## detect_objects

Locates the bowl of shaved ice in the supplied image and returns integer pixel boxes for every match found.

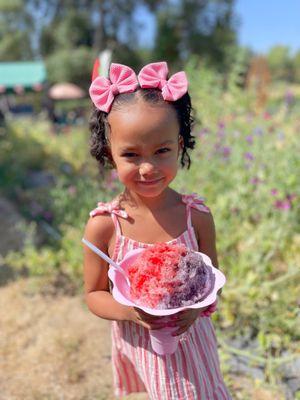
[108,243,226,355]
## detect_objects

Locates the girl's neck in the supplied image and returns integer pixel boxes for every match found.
[119,187,180,213]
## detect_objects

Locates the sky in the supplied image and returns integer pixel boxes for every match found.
[135,0,300,54]
[236,0,300,54]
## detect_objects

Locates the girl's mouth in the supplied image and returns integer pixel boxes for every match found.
[137,178,164,186]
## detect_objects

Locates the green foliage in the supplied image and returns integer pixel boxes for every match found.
[0,0,34,60]
[292,50,300,83]
[0,0,22,12]
[266,45,294,82]
[152,10,181,65]
[46,46,95,87]
[175,62,300,358]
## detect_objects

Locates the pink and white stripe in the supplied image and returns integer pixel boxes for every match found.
[90,194,231,399]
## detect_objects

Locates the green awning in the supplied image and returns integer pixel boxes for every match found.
[0,61,47,92]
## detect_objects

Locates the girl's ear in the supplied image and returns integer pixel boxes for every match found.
[105,145,116,167]
[179,136,184,149]
[177,136,184,157]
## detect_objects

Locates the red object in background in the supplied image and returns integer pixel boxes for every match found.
[92,58,100,81]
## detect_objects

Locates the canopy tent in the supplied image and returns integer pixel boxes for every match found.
[0,61,47,94]
[48,83,86,100]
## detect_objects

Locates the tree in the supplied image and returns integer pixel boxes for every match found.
[291,51,300,83]
[152,0,238,71]
[266,46,293,82]
[0,0,34,60]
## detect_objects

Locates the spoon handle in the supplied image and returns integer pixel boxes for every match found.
[82,238,118,267]
[82,238,130,284]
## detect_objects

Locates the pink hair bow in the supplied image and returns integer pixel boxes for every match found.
[89,63,138,112]
[138,62,188,101]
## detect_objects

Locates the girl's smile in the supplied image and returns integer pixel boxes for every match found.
[107,99,182,198]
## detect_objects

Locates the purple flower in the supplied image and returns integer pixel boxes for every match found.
[68,185,77,195]
[274,193,297,211]
[253,126,264,136]
[285,90,295,106]
[274,199,291,211]
[222,146,231,158]
[214,142,222,151]
[198,128,210,138]
[218,121,225,129]
[270,188,278,196]
[43,211,53,221]
[250,177,263,185]
[217,129,226,139]
[246,135,253,144]
[277,132,285,140]
[286,193,297,202]
[244,152,254,161]
[30,201,43,217]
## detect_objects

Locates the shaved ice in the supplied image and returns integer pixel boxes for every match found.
[127,243,216,309]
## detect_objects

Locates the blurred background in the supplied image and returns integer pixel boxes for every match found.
[0,1,299,399]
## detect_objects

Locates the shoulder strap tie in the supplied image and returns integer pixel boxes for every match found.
[90,199,128,219]
[182,193,211,229]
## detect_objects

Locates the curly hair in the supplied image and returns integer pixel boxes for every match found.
[89,88,195,170]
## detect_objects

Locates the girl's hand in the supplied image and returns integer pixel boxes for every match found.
[127,307,168,331]
[170,306,210,337]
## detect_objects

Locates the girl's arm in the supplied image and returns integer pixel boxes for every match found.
[83,216,165,330]
[83,215,132,322]
[193,209,222,296]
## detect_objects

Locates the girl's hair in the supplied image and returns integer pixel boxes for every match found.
[89,88,195,170]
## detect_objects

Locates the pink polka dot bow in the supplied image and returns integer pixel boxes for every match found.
[89,61,188,112]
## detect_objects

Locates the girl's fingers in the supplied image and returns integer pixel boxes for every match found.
[138,320,166,330]
[134,308,164,323]
[172,324,191,336]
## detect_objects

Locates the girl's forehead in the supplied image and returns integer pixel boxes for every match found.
[108,101,179,146]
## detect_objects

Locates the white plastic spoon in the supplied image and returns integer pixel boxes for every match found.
[82,238,131,286]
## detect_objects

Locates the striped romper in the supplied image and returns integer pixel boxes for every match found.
[89,193,232,399]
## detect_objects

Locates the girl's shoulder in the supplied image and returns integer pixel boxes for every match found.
[84,213,115,252]
[84,196,124,250]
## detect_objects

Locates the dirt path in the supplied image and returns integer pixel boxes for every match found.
[0,278,147,400]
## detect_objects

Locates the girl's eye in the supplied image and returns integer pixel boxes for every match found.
[122,152,138,158]
[156,148,170,154]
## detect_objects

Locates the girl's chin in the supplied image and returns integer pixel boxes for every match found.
[133,179,167,196]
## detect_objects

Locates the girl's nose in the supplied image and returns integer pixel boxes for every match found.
[139,162,155,176]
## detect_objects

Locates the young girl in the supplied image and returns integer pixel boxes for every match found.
[83,61,231,399]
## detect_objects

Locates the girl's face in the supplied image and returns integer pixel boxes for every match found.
[107,99,182,198]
